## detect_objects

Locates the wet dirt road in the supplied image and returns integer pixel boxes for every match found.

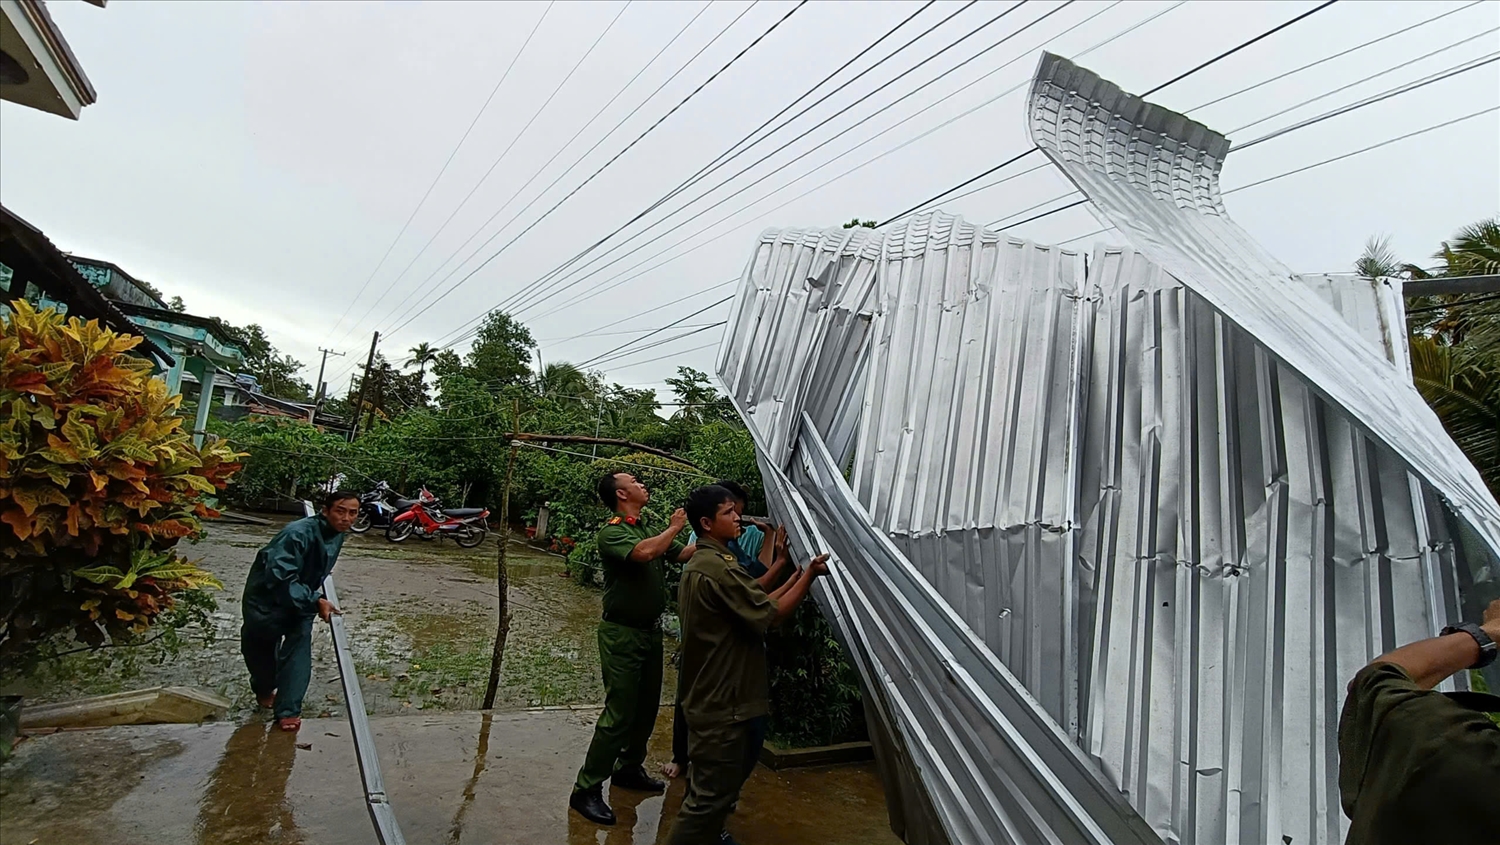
[0,706,898,845]
[1,518,628,716]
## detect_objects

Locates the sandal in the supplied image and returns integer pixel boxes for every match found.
[276,717,302,732]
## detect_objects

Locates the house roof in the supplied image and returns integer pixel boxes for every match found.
[65,253,169,309]
[0,203,173,364]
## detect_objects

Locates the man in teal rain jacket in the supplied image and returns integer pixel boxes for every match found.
[240,490,360,731]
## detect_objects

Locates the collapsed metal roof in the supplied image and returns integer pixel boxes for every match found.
[717,55,1500,845]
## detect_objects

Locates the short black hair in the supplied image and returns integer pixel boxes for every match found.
[323,489,360,509]
[713,479,749,505]
[597,472,625,510]
[687,485,737,535]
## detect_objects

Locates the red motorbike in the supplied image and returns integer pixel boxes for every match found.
[385,487,490,548]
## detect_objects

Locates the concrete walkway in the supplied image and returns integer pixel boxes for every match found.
[0,706,899,845]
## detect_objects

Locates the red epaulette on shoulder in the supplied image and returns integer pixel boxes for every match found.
[607,516,622,525]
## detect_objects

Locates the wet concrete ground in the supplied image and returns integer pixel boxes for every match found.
[0,706,899,845]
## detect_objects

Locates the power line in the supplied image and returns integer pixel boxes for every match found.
[383,1,812,338]
[516,1,1171,329]
[577,3,1447,372]
[494,0,980,315]
[883,0,1342,230]
[1141,0,1340,98]
[1185,0,1488,113]
[541,278,738,343]
[1225,105,1500,194]
[331,0,634,349]
[508,1,1076,322]
[589,321,728,369]
[404,2,766,351]
[349,1,717,346]
[602,339,722,373]
[580,295,735,367]
[1231,50,1500,150]
[324,0,555,344]
[423,0,967,348]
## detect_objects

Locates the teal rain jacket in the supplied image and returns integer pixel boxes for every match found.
[241,515,346,630]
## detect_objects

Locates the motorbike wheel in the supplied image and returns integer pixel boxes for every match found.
[386,521,414,543]
[454,526,487,549]
[350,512,371,534]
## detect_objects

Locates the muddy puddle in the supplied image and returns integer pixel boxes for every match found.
[0,518,666,717]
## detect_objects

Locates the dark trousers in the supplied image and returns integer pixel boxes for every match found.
[672,704,765,779]
[240,618,314,720]
[666,718,761,845]
[575,621,664,792]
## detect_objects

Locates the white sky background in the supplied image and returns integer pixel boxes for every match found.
[2,0,1497,401]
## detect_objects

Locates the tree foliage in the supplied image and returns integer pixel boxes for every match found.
[1358,218,1500,499]
[1,301,239,657]
[466,310,535,389]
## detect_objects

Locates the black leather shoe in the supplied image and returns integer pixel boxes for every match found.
[569,787,616,825]
[718,831,741,845]
[611,765,667,792]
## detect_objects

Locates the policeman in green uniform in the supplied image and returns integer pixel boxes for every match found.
[667,485,829,845]
[1338,597,1500,844]
[240,490,360,732]
[569,472,695,826]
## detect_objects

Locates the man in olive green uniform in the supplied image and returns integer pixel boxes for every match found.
[570,472,695,826]
[667,485,829,845]
[1338,597,1500,844]
[240,490,360,732]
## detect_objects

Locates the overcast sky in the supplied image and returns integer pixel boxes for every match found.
[2,0,1497,400]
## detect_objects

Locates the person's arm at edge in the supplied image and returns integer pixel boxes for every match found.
[627,508,689,563]
[1365,598,1500,690]
[771,555,828,625]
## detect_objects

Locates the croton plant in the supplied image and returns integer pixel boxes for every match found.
[0,300,242,657]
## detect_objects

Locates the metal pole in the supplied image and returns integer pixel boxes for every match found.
[482,398,522,709]
[591,396,603,458]
[315,347,345,403]
[300,500,406,845]
[348,331,379,442]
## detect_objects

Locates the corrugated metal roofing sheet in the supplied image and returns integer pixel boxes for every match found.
[715,54,1500,845]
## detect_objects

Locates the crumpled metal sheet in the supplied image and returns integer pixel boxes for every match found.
[1028,52,1500,561]
[716,56,1500,845]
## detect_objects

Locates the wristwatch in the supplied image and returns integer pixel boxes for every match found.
[1440,622,1498,668]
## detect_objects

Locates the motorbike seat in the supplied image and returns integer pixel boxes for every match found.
[392,498,418,509]
[442,507,487,518]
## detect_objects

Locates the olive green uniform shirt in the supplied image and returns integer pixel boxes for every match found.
[596,514,684,630]
[1338,661,1500,845]
[677,537,779,725]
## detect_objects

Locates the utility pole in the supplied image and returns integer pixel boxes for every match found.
[483,397,522,710]
[314,347,345,403]
[348,331,379,442]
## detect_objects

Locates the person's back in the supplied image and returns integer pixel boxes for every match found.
[1338,601,1500,845]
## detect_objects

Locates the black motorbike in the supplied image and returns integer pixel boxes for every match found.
[349,481,414,534]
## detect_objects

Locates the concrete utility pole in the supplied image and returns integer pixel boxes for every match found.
[348,331,379,442]
[314,347,345,403]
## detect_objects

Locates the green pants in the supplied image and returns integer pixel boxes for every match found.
[574,621,663,791]
[240,617,314,720]
[666,718,758,845]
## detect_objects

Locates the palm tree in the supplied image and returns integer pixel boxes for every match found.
[405,342,439,385]
[1358,219,1500,499]
[535,362,592,400]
